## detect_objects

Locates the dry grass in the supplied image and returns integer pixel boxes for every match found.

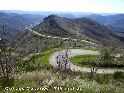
[4,70,122,93]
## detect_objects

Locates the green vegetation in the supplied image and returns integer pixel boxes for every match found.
[70,54,99,67]
[70,46,124,69]
[24,47,98,71]
[1,70,124,93]
[34,48,62,68]
[0,46,124,93]
[18,48,63,71]
[1,13,124,93]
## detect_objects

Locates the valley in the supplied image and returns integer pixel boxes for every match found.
[0,11,124,93]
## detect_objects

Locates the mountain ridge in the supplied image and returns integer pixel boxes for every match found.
[0,12,44,41]
[32,15,123,43]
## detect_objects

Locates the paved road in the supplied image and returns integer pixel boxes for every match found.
[28,28,97,45]
[49,49,124,74]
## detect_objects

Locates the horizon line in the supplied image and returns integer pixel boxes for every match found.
[0,9,124,14]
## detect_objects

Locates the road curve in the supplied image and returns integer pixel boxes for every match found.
[28,28,97,45]
[49,49,124,74]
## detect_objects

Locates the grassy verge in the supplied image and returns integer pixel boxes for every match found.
[33,48,63,69]
[17,46,99,72]
[70,54,99,67]
[27,47,98,69]
[70,54,124,69]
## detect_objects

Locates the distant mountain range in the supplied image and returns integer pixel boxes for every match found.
[0,10,118,18]
[0,12,44,41]
[0,11,124,44]
[0,11,122,57]
[14,14,124,56]
[32,15,124,43]
[86,14,124,33]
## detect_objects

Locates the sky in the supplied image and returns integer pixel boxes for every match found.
[0,0,124,13]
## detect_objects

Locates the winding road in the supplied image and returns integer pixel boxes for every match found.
[27,28,124,74]
[28,28,97,45]
[49,49,124,74]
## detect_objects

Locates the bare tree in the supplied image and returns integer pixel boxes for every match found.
[0,26,16,88]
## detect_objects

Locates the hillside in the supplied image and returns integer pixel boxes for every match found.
[0,12,43,41]
[87,14,124,33]
[5,14,124,57]
[32,15,123,43]
[32,15,81,38]
[0,13,124,93]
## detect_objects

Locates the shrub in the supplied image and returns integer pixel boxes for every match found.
[0,76,14,89]
[113,71,124,80]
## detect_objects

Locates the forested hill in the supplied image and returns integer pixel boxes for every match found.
[32,15,123,43]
